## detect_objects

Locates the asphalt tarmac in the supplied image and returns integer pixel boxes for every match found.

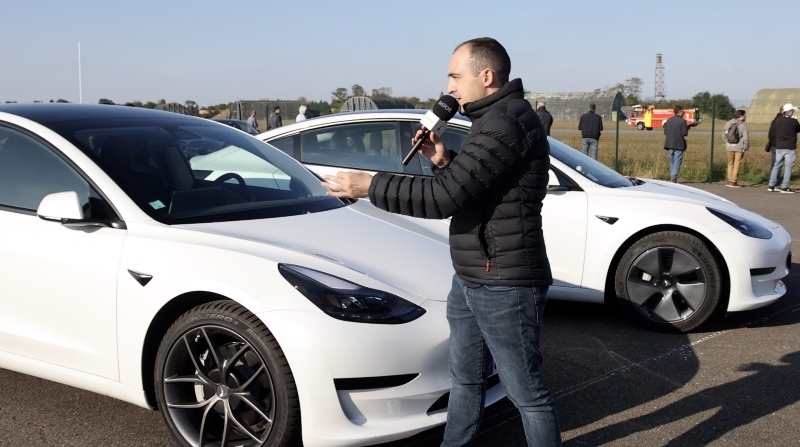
[1,181,797,447]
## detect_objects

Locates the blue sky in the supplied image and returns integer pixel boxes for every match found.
[1,0,796,107]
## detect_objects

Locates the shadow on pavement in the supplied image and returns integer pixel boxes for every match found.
[567,350,800,447]
[378,262,800,446]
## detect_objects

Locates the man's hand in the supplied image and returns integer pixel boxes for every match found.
[322,171,373,199]
[411,127,451,168]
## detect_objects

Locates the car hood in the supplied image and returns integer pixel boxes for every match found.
[619,179,781,229]
[631,179,736,204]
[176,200,453,302]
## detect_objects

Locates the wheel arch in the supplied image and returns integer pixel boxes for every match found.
[140,291,232,408]
[603,224,731,310]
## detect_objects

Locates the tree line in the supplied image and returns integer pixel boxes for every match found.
[5,79,737,121]
[594,77,737,120]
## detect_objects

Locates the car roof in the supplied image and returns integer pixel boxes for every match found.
[311,108,467,121]
[258,109,470,138]
[0,103,199,126]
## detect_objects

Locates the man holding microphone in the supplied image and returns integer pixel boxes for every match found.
[322,37,561,446]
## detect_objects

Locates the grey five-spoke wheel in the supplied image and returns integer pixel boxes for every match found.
[155,301,300,447]
[614,231,722,332]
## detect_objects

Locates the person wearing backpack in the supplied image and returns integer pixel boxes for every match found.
[723,110,748,187]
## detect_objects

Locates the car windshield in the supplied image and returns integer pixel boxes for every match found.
[547,137,633,188]
[59,118,344,224]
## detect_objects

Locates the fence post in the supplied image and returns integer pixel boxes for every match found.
[709,98,716,183]
[611,92,624,172]
[614,115,620,172]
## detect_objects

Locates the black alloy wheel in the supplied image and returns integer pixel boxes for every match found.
[614,231,722,332]
[155,301,300,447]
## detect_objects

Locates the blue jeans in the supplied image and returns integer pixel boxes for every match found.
[581,138,598,160]
[769,149,796,188]
[442,274,561,447]
[668,149,684,180]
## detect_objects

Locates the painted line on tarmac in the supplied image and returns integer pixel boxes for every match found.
[552,329,729,399]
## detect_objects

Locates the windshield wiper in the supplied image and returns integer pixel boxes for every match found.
[628,177,644,186]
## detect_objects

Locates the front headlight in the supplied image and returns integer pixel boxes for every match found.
[278,264,426,324]
[707,208,772,239]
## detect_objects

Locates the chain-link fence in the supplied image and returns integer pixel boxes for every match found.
[532,97,796,185]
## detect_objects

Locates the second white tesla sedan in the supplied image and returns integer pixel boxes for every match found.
[259,110,792,333]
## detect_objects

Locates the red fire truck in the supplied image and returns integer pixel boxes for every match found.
[627,105,702,130]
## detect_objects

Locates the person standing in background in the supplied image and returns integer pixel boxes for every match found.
[536,100,553,136]
[723,110,748,187]
[247,110,258,131]
[766,107,783,177]
[767,103,800,193]
[268,106,283,130]
[663,106,690,183]
[296,105,307,122]
[578,103,602,160]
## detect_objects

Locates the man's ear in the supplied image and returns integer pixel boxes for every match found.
[482,68,494,87]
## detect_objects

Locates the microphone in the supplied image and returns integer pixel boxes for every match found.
[402,95,460,165]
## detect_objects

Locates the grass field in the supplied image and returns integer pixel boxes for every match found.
[550,119,794,186]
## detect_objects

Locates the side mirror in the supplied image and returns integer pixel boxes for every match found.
[37,191,126,229]
[37,191,84,221]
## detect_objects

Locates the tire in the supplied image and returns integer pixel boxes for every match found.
[155,301,300,447]
[614,231,722,332]
[636,122,645,130]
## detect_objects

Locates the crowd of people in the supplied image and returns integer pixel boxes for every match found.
[533,101,797,189]
[243,104,308,131]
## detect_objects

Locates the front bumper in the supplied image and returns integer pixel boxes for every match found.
[258,300,505,447]
[715,226,792,312]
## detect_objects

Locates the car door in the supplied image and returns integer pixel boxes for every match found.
[0,128,124,380]
[542,168,588,291]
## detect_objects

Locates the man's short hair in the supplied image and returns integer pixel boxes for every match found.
[735,110,746,118]
[674,106,684,115]
[588,103,596,112]
[537,100,546,107]
[456,37,511,85]
[273,106,281,112]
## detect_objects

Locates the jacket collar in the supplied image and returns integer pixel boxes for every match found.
[463,78,524,120]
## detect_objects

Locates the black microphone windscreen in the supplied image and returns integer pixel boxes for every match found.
[431,95,459,120]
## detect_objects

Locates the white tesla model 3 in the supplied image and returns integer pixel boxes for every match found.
[259,110,792,333]
[0,104,505,447]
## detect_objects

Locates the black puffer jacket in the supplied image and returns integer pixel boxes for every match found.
[368,79,552,287]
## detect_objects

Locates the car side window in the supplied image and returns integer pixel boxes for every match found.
[0,129,95,213]
[413,125,470,176]
[269,136,295,157]
[300,122,402,173]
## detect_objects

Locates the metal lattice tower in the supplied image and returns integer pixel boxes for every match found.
[654,53,666,101]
